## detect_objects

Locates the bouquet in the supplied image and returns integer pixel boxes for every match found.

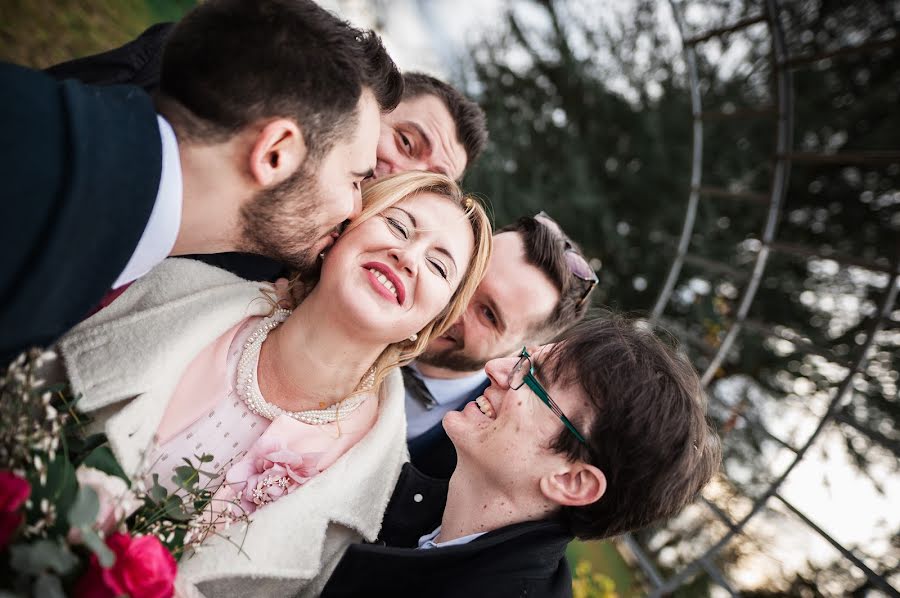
[0,349,250,598]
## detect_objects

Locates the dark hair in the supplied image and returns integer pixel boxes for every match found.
[158,0,402,161]
[496,216,591,340]
[541,315,721,540]
[402,72,488,172]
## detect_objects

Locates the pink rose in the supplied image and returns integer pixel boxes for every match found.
[74,532,177,598]
[69,466,142,543]
[224,438,321,515]
[0,470,31,550]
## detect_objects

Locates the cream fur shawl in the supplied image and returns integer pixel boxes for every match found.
[57,259,408,597]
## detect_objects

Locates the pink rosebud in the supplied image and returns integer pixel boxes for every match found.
[0,470,31,550]
[75,532,177,598]
[69,466,142,543]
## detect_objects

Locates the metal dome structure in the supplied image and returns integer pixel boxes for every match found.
[621,0,900,595]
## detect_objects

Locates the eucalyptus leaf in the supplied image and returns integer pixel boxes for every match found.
[82,445,129,486]
[8,540,78,575]
[149,473,168,502]
[164,496,191,522]
[80,528,115,568]
[172,465,198,491]
[32,573,65,598]
[67,485,99,528]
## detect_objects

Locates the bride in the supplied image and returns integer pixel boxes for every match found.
[56,171,492,597]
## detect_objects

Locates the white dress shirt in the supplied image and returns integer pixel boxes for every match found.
[112,115,183,289]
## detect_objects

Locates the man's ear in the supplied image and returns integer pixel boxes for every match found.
[248,118,307,187]
[539,463,606,507]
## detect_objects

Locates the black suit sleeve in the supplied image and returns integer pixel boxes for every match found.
[45,22,173,92]
[0,62,162,363]
[44,23,289,285]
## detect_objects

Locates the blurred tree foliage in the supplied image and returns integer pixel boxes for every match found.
[462,0,898,594]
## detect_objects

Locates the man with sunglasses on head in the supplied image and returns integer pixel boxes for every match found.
[403,212,599,479]
[322,315,722,597]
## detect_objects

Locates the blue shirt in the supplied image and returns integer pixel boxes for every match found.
[404,363,488,440]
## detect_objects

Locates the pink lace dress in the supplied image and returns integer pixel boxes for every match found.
[145,316,378,514]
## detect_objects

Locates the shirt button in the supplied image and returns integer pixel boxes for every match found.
[413,493,423,503]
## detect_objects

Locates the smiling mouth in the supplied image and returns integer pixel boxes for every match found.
[475,396,496,419]
[367,267,399,301]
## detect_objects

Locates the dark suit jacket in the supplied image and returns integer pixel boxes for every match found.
[408,378,490,479]
[46,23,286,284]
[0,62,162,364]
[321,462,575,598]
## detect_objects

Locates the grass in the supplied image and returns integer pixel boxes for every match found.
[568,539,642,597]
[0,0,194,68]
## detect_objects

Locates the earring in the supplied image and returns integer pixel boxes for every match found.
[319,251,326,260]
[408,333,418,342]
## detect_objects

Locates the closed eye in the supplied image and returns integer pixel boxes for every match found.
[385,216,409,239]
[428,258,448,279]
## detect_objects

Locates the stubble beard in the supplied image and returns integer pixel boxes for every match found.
[416,338,491,373]
[239,160,323,275]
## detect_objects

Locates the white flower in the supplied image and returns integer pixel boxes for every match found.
[68,466,142,542]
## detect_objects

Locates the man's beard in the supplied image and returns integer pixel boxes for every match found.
[417,327,491,373]
[239,160,324,275]
[416,345,490,373]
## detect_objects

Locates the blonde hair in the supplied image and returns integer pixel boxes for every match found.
[286,171,493,392]
[361,172,492,387]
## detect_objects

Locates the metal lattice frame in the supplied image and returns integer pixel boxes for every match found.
[628,0,900,595]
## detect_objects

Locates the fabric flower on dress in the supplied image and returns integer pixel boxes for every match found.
[224,437,321,515]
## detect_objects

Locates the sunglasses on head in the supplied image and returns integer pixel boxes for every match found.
[534,211,599,308]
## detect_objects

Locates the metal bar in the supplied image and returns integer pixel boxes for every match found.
[701,496,742,534]
[698,0,795,389]
[710,392,802,454]
[684,14,768,46]
[651,0,704,323]
[654,270,900,594]
[655,316,718,356]
[772,493,900,597]
[696,186,770,204]
[780,151,900,165]
[700,106,776,121]
[767,240,897,274]
[741,318,849,365]
[621,533,666,588]
[701,556,741,597]
[683,253,749,281]
[781,36,900,68]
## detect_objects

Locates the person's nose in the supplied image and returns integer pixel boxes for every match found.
[484,355,517,390]
[346,187,363,221]
[388,245,418,278]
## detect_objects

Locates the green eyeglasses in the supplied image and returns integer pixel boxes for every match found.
[508,347,587,444]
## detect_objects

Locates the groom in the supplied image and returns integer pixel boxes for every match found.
[322,316,722,597]
[0,0,401,363]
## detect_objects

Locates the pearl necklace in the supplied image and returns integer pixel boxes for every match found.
[236,309,376,425]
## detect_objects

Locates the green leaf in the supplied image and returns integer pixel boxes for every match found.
[80,528,115,568]
[25,453,77,536]
[163,496,191,522]
[172,466,198,491]
[149,474,168,502]
[197,453,214,463]
[67,485,99,528]
[82,445,129,486]
[8,540,78,576]
[32,573,65,598]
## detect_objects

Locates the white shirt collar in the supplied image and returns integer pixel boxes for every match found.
[112,115,183,289]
